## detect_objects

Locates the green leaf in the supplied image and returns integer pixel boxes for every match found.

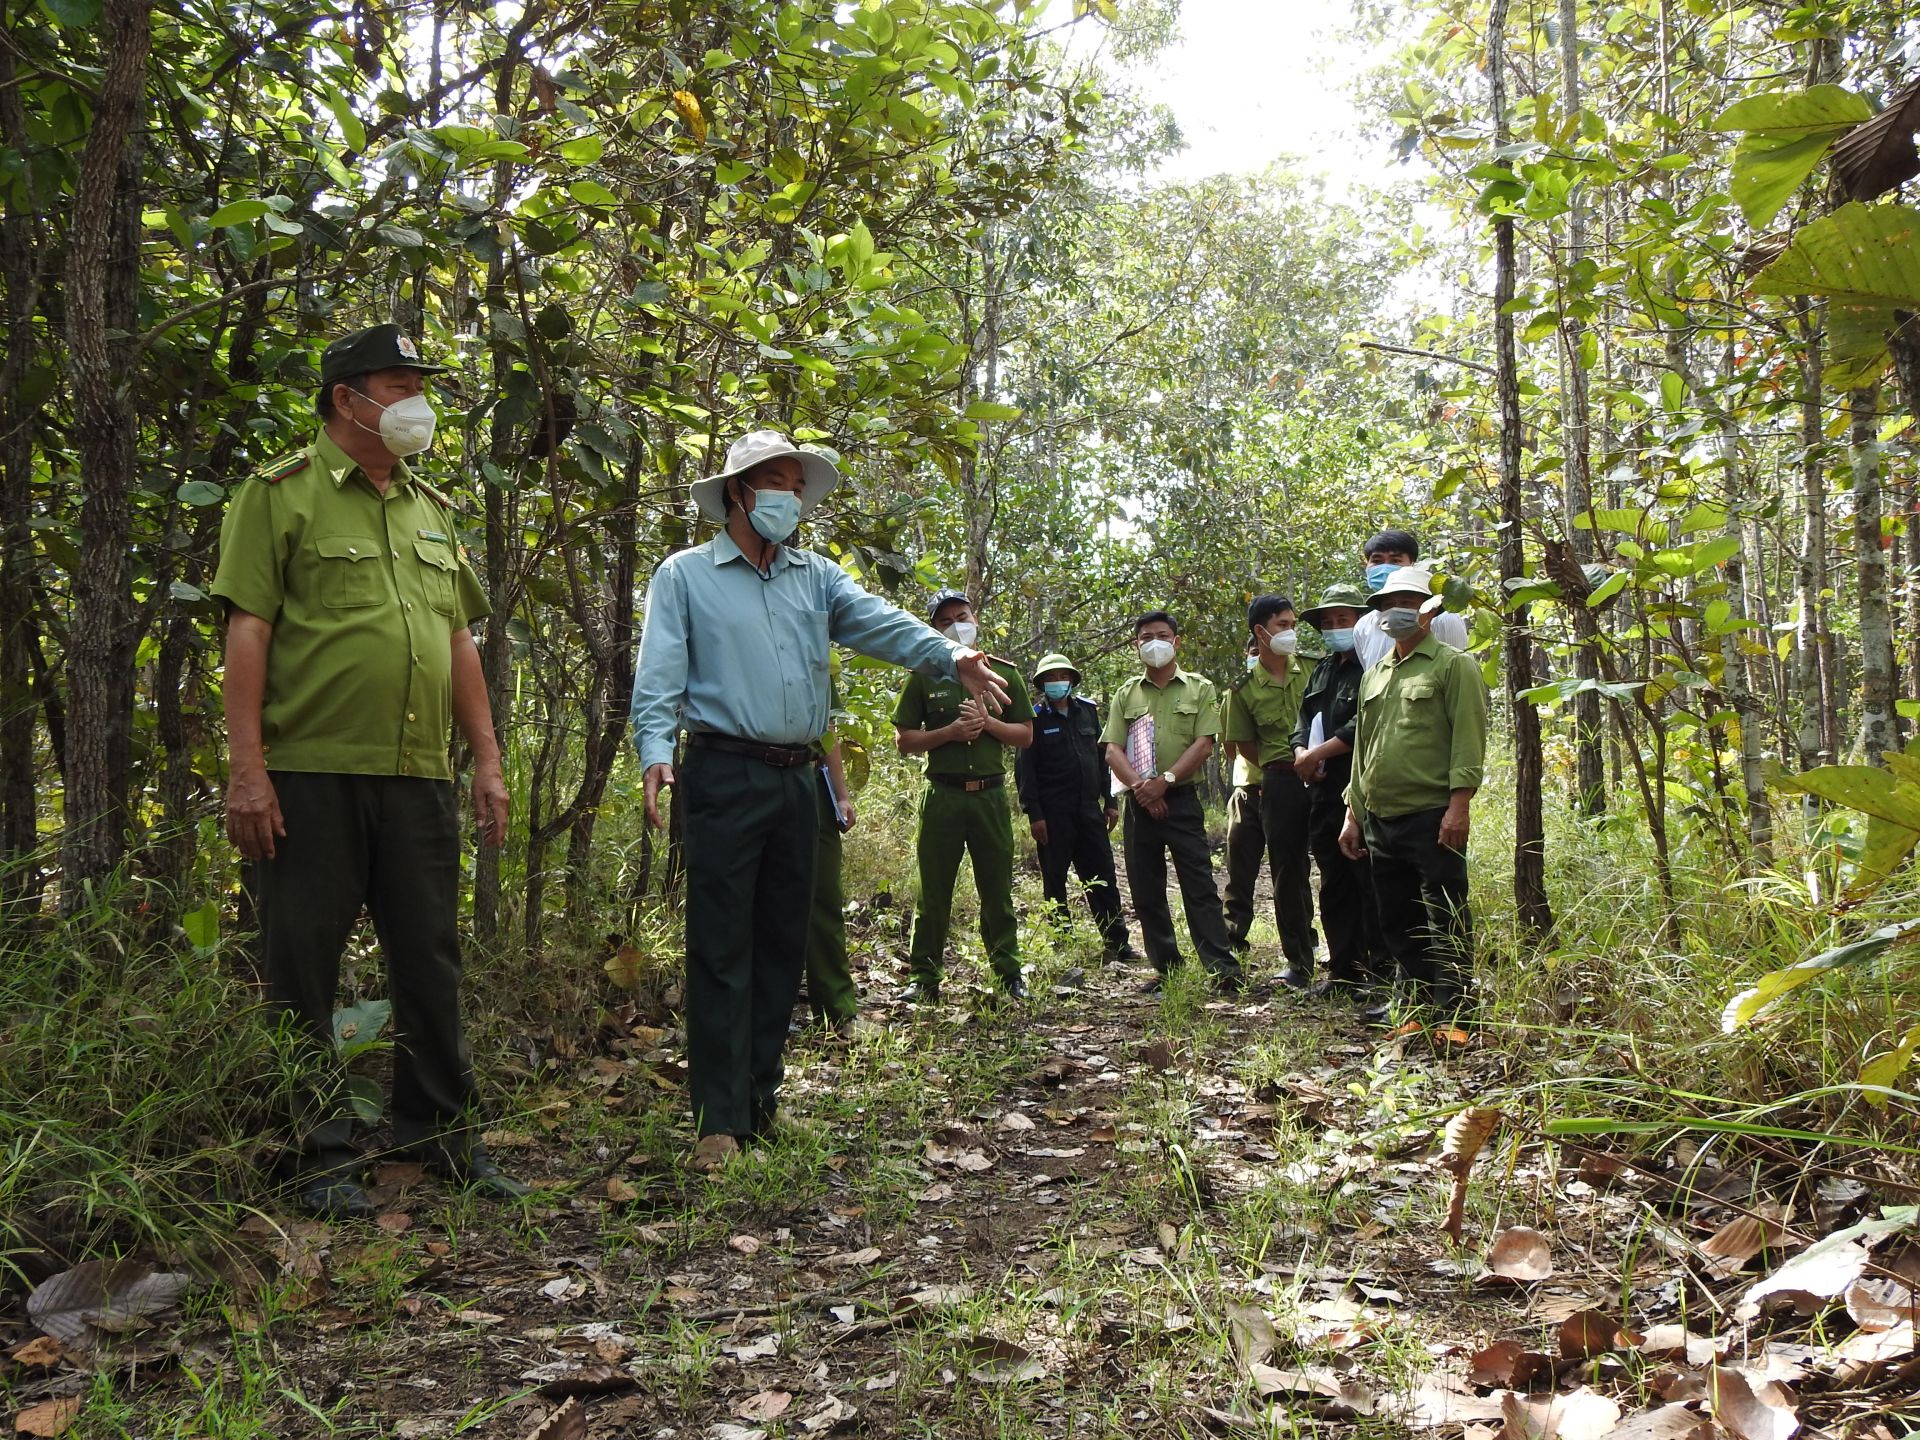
[1772,763,1920,829]
[1860,1023,1920,1105]
[1721,918,1920,1031]
[176,480,225,506]
[181,899,219,953]
[333,997,393,1050]
[568,179,619,207]
[557,134,604,164]
[1711,85,1874,138]
[1847,812,1920,899]
[346,1074,384,1124]
[40,0,100,26]
[1731,131,1839,229]
[376,223,426,249]
[207,199,269,228]
[1753,202,1920,308]
[963,401,1023,422]
[326,88,367,153]
[1825,302,1894,390]
[1586,571,1630,607]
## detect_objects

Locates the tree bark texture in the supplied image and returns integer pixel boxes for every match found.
[1852,382,1895,766]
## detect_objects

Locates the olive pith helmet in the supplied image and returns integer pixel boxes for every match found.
[1300,583,1369,629]
[1031,652,1081,686]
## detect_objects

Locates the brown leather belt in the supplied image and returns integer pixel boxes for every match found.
[688,732,814,768]
[929,772,1005,792]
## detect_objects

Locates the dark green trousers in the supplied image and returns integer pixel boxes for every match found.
[908,782,1020,986]
[681,748,817,1137]
[1307,777,1383,984]
[804,776,857,1024]
[1121,785,1239,979]
[249,772,478,1179]
[1258,768,1318,974]
[1221,783,1264,949]
[1363,806,1471,1007]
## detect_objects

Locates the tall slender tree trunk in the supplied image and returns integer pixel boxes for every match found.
[1853,382,1896,765]
[0,42,43,915]
[60,0,152,908]
[1557,0,1605,815]
[1794,303,1834,771]
[1489,0,1553,935]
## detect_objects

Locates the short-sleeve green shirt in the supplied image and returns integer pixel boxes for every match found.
[1346,635,1489,819]
[1099,669,1219,784]
[893,660,1031,778]
[209,431,489,781]
[1223,662,1307,769]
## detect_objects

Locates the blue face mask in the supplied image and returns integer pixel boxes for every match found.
[1043,680,1072,702]
[746,488,802,545]
[1323,628,1355,653]
[1365,562,1397,594]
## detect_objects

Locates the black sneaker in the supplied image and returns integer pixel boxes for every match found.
[431,1153,533,1202]
[1278,967,1312,990]
[1000,976,1031,1002]
[1138,974,1167,995]
[897,979,940,1006]
[1211,970,1248,996]
[298,1175,374,1220]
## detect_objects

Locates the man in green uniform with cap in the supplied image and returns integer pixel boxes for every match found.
[1219,637,1267,959]
[211,322,526,1218]
[1101,610,1241,993]
[1015,653,1133,960]
[1222,598,1318,987]
[1339,568,1488,1026]
[895,591,1033,1004]
[632,433,1009,1171]
[1292,582,1384,999]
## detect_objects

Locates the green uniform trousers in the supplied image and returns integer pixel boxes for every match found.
[1122,786,1240,980]
[681,747,816,1138]
[1221,782,1265,950]
[804,776,857,1024]
[1257,768,1318,975]
[1363,805,1471,1009]
[249,772,479,1179]
[908,781,1020,987]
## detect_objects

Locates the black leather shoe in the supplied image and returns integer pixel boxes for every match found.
[1114,942,1142,961]
[445,1155,533,1202]
[1138,974,1166,995]
[1211,970,1248,996]
[299,1175,375,1220]
[1278,967,1311,990]
[1000,976,1031,1002]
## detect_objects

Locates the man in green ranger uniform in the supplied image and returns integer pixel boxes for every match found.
[894,591,1033,1003]
[1101,610,1241,993]
[1339,568,1489,1025]
[211,323,526,1218]
[1222,595,1317,988]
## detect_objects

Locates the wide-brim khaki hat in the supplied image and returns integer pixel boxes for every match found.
[1031,652,1081,685]
[690,429,842,523]
[1300,583,1369,629]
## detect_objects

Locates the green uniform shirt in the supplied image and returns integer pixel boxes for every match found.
[1099,669,1219,784]
[209,432,489,781]
[1223,661,1307,770]
[893,660,1031,778]
[1346,635,1489,819]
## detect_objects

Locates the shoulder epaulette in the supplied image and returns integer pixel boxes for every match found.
[258,454,309,485]
[414,478,458,512]
[1227,668,1255,693]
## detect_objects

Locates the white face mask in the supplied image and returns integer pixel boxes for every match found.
[1139,638,1175,669]
[1267,628,1298,656]
[355,392,438,457]
[1380,606,1424,639]
[945,620,979,648]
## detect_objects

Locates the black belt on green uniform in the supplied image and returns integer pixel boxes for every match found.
[929,772,1005,792]
[687,732,813,768]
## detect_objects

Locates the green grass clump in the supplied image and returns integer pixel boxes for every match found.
[0,881,306,1276]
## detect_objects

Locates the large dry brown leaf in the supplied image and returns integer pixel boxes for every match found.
[1831,75,1920,202]
[733,1391,792,1423]
[7,1337,64,1370]
[1500,1386,1622,1440]
[521,1399,586,1440]
[1710,1367,1798,1440]
[960,1337,1044,1384]
[1393,1377,1512,1428]
[12,1398,83,1438]
[1486,1227,1554,1283]
[1560,1309,1640,1360]
[1609,1405,1714,1440]
[1701,1215,1786,1270]
[1636,1326,1719,1367]
[1466,1340,1555,1389]
[1225,1302,1278,1371]
[1249,1362,1343,1398]
[27,1262,192,1347]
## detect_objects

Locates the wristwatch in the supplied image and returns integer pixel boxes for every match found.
[1160,770,1176,785]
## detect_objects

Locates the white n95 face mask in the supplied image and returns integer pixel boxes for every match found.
[1267,629,1298,656]
[359,393,438,457]
[1138,639,1175,669]
[946,620,979,648]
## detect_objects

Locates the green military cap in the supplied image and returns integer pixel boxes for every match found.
[320,323,450,386]
[1300,583,1369,629]
[1031,652,1081,685]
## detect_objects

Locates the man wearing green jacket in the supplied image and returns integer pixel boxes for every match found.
[895,591,1033,1003]
[1339,568,1489,1022]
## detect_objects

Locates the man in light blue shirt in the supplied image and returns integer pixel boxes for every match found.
[632,430,1009,1170]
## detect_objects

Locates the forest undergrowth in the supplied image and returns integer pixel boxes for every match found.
[4,755,1918,1437]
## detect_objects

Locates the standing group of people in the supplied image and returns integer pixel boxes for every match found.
[214,324,1493,1204]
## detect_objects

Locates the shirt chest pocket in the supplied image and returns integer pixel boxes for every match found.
[412,539,458,615]
[1164,697,1205,747]
[316,536,385,609]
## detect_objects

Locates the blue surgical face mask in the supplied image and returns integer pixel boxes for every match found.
[1365,562,1397,594]
[1043,680,1072,702]
[1323,628,1355,653]
[747,488,802,544]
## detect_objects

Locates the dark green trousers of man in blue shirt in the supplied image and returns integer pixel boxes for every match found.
[680,747,817,1138]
